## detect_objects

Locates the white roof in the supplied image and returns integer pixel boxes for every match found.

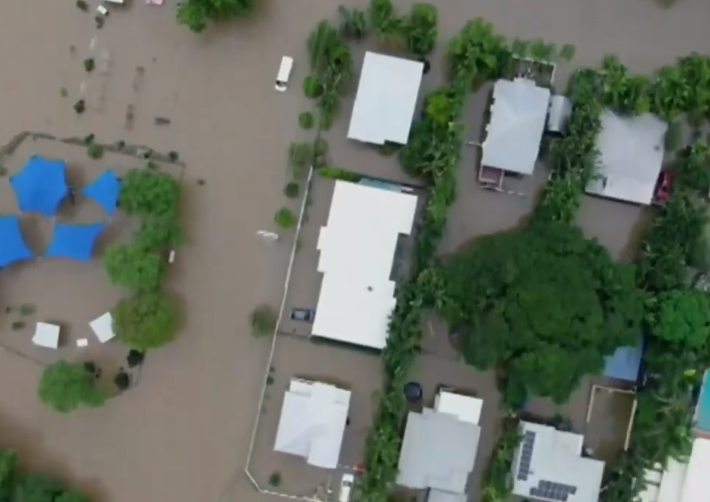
[434,391,483,425]
[348,52,424,145]
[481,78,551,175]
[32,322,60,349]
[273,379,351,469]
[680,438,710,502]
[89,311,116,343]
[512,421,605,502]
[312,181,418,349]
[586,110,667,205]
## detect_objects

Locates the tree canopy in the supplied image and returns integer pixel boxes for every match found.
[103,243,164,291]
[113,291,178,350]
[404,3,438,56]
[38,361,106,413]
[177,0,254,33]
[434,221,645,406]
[649,290,710,350]
[17,473,64,502]
[119,168,180,218]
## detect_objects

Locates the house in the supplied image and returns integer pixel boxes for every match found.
[586,110,667,205]
[273,378,351,469]
[511,421,604,502]
[348,52,424,145]
[312,181,418,349]
[481,78,551,178]
[396,390,483,502]
[637,438,710,502]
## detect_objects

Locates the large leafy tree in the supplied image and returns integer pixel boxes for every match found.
[119,168,180,218]
[650,290,710,349]
[103,243,164,291]
[134,215,183,251]
[56,490,91,502]
[38,361,106,413]
[113,292,178,350]
[176,0,254,33]
[0,450,17,502]
[435,221,645,406]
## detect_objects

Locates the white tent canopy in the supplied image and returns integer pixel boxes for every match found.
[481,78,551,175]
[586,110,667,205]
[435,391,483,425]
[89,311,116,343]
[312,181,418,349]
[32,322,60,349]
[348,52,424,145]
[273,379,351,469]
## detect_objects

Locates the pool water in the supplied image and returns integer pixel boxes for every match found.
[695,371,710,433]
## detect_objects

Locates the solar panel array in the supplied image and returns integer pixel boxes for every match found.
[529,480,578,502]
[516,431,536,481]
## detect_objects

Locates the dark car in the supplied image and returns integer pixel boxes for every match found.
[290,308,315,322]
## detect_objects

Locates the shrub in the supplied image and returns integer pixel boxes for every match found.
[73,100,85,114]
[268,472,281,487]
[318,167,361,182]
[249,305,277,337]
[313,137,329,156]
[298,112,314,130]
[302,76,323,98]
[283,182,300,199]
[103,243,164,291]
[76,0,88,10]
[83,58,95,72]
[113,291,178,350]
[119,168,180,217]
[274,207,297,229]
[86,142,103,159]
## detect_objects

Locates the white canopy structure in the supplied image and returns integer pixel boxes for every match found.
[32,322,60,349]
[348,52,424,145]
[89,311,116,343]
[586,110,667,205]
[481,78,551,175]
[312,181,418,349]
[435,390,483,425]
[273,378,351,469]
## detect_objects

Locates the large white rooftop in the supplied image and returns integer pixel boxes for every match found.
[481,78,551,175]
[586,110,667,205]
[273,378,351,469]
[312,181,418,349]
[347,52,424,145]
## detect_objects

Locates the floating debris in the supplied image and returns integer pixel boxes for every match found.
[154,116,171,126]
[73,99,86,114]
[124,104,135,129]
[83,58,95,72]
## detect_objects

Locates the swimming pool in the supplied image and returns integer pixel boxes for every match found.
[694,371,710,434]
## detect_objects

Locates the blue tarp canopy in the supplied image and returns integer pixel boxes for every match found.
[45,223,106,261]
[604,338,644,383]
[81,170,121,215]
[10,155,69,216]
[0,216,33,267]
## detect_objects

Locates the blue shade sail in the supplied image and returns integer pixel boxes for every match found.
[9,155,69,216]
[0,216,33,267]
[45,223,106,261]
[603,339,643,383]
[81,170,121,216]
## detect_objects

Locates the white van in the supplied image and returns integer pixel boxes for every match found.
[275,56,294,92]
[339,473,354,502]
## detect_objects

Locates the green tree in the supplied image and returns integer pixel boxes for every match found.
[424,88,453,125]
[0,450,17,502]
[302,76,323,98]
[134,215,183,251]
[274,207,297,229]
[119,168,180,217]
[113,291,178,350]
[177,0,254,33]
[368,0,404,48]
[405,3,438,56]
[338,6,367,40]
[17,474,64,502]
[249,304,277,336]
[38,361,106,413]
[650,290,710,348]
[436,221,645,404]
[447,18,508,85]
[56,490,91,502]
[103,243,164,291]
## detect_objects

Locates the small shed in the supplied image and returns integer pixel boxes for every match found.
[547,95,572,134]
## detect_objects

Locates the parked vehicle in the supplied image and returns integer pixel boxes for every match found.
[275,56,294,92]
[290,308,315,322]
[339,474,354,502]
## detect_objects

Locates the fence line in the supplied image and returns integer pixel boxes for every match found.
[240,165,316,500]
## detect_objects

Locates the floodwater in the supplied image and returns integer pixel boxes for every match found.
[0,0,708,502]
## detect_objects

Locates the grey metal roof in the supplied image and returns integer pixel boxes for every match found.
[586,110,667,205]
[511,422,605,502]
[397,408,481,492]
[481,78,551,175]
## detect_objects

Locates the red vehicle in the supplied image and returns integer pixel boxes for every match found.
[654,171,674,205]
